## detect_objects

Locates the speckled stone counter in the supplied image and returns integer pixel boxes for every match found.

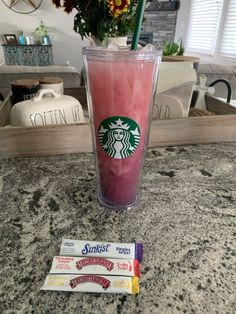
[1,143,236,314]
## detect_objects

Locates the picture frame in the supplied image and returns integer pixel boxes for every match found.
[4,34,18,45]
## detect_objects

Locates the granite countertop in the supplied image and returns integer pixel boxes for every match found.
[1,143,236,314]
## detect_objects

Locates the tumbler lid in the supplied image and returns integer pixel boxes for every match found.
[39,77,63,84]
[10,79,39,88]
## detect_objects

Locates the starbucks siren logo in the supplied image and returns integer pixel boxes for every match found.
[98,116,141,159]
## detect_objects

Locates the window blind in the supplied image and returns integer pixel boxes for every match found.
[220,0,236,58]
[186,0,224,54]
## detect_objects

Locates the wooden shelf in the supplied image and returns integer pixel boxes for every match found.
[162,55,200,69]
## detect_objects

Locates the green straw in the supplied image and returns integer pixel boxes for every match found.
[131,0,146,50]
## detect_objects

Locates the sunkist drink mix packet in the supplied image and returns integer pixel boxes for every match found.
[41,239,143,294]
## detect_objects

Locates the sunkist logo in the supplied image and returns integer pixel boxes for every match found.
[69,275,111,290]
[76,257,114,271]
[81,243,111,255]
[98,116,141,159]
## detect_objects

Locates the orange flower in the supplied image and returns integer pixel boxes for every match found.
[52,0,139,41]
[108,0,131,18]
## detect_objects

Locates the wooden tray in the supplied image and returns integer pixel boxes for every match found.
[0,88,236,159]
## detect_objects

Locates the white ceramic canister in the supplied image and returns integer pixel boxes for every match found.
[39,77,64,95]
[107,36,128,47]
[10,89,85,127]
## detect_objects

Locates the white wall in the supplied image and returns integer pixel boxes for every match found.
[174,0,191,44]
[0,1,88,71]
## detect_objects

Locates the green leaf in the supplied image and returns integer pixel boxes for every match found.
[163,41,181,56]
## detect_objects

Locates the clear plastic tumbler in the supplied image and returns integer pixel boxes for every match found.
[83,47,161,209]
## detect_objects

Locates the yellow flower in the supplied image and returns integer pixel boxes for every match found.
[108,0,131,18]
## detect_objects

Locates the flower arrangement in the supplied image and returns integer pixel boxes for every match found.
[52,0,139,43]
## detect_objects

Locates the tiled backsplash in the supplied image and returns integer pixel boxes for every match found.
[142,1,178,48]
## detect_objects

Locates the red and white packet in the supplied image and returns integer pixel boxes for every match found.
[49,256,140,277]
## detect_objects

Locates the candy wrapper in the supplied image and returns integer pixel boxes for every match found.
[49,256,140,277]
[59,239,143,262]
[41,274,139,294]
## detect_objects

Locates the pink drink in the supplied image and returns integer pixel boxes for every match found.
[84,49,160,209]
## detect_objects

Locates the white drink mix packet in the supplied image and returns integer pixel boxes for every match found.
[41,274,139,294]
[49,256,140,277]
[59,239,143,262]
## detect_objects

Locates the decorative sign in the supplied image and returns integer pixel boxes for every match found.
[2,0,43,14]
[153,94,185,120]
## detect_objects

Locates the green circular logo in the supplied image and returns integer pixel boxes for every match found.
[98,116,141,159]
